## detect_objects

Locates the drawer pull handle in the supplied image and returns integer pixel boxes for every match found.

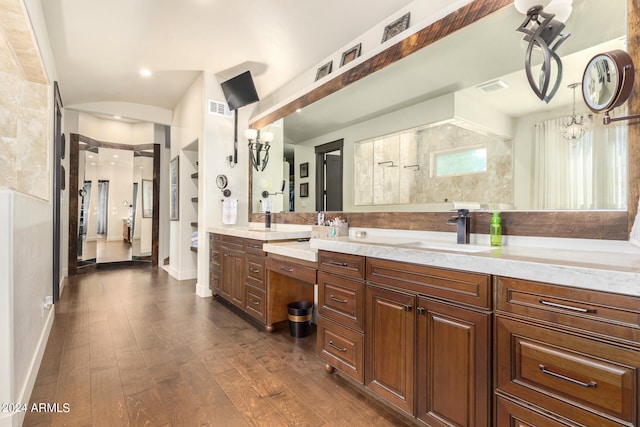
[539,365,597,388]
[538,299,597,314]
[247,244,260,249]
[328,341,347,352]
[329,295,347,304]
[280,267,294,273]
[327,260,349,267]
[250,268,260,273]
[249,299,260,305]
[223,252,233,257]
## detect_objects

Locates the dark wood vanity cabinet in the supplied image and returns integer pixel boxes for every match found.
[416,297,490,427]
[495,276,640,427]
[317,250,366,383]
[365,258,492,426]
[365,284,415,415]
[220,235,245,308]
[209,233,221,295]
[214,235,268,320]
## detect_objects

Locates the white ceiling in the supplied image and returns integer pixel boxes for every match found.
[39,0,415,114]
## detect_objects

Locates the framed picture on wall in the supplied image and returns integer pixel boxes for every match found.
[300,182,309,198]
[169,156,179,221]
[340,43,362,67]
[381,13,410,43]
[315,61,333,81]
[142,179,153,218]
[300,162,309,178]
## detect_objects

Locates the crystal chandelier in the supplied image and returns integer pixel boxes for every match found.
[562,83,587,140]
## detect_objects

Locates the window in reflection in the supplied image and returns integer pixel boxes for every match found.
[434,146,487,177]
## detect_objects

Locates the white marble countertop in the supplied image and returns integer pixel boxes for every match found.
[208,223,312,241]
[309,231,640,297]
[263,241,318,262]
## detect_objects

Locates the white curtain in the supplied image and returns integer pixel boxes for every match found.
[533,114,627,210]
[97,180,109,235]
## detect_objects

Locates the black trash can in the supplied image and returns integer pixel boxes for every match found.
[287,301,313,338]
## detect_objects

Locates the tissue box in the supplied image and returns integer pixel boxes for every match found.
[312,224,349,239]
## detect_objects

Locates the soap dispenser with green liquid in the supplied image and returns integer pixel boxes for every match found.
[490,211,502,247]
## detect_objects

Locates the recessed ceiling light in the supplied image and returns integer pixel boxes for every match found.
[139,69,152,77]
[113,154,119,158]
[113,115,121,120]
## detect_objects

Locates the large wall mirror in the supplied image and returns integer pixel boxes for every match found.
[69,134,160,273]
[249,0,637,240]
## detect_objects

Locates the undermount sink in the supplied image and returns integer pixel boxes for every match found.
[399,241,493,253]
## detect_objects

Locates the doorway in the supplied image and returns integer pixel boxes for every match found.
[68,133,160,274]
[315,139,343,211]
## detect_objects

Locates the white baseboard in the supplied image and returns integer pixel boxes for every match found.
[161,265,196,281]
[1,308,55,427]
[196,282,212,298]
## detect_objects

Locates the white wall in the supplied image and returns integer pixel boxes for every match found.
[0,190,55,427]
[0,1,59,425]
[167,74,204,282]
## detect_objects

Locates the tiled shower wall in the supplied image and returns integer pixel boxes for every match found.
[0,2,50,201]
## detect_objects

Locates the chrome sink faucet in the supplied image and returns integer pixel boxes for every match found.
[447,209,470,244]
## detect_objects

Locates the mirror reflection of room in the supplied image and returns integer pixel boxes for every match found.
[250,0,627,215]
[77,144,154,266]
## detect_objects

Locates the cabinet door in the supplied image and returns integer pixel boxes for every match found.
[220,250,235,301]
[365,284,415,415]
[221,250,244,308]
[416,297,490,427]
[230,252,245,308]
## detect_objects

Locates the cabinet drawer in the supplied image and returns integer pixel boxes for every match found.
[221,235,244,251]
[245,285,266,322]
[496,316,639,426]
[366,257,491,310]
[210,249,221,266]
[266,257,317,284]
[209,269,220,293]
[317,317,364,384]
[496,395,575,427]
[246,255,265,289]
[245,239,265,256]
[496,276,640,343]
[318,272,364,332]
[210,233,221,247]
[318,250,365,279]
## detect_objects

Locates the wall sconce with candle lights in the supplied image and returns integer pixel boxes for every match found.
[244,129,274,172]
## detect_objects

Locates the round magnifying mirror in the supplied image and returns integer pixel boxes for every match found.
[582,50,634,113]
[216,174,228,190]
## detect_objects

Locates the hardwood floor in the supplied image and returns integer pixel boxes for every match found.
[24,265,415,426]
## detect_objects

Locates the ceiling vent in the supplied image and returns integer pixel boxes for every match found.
[476,79,509,94]
[208,99,232,117]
